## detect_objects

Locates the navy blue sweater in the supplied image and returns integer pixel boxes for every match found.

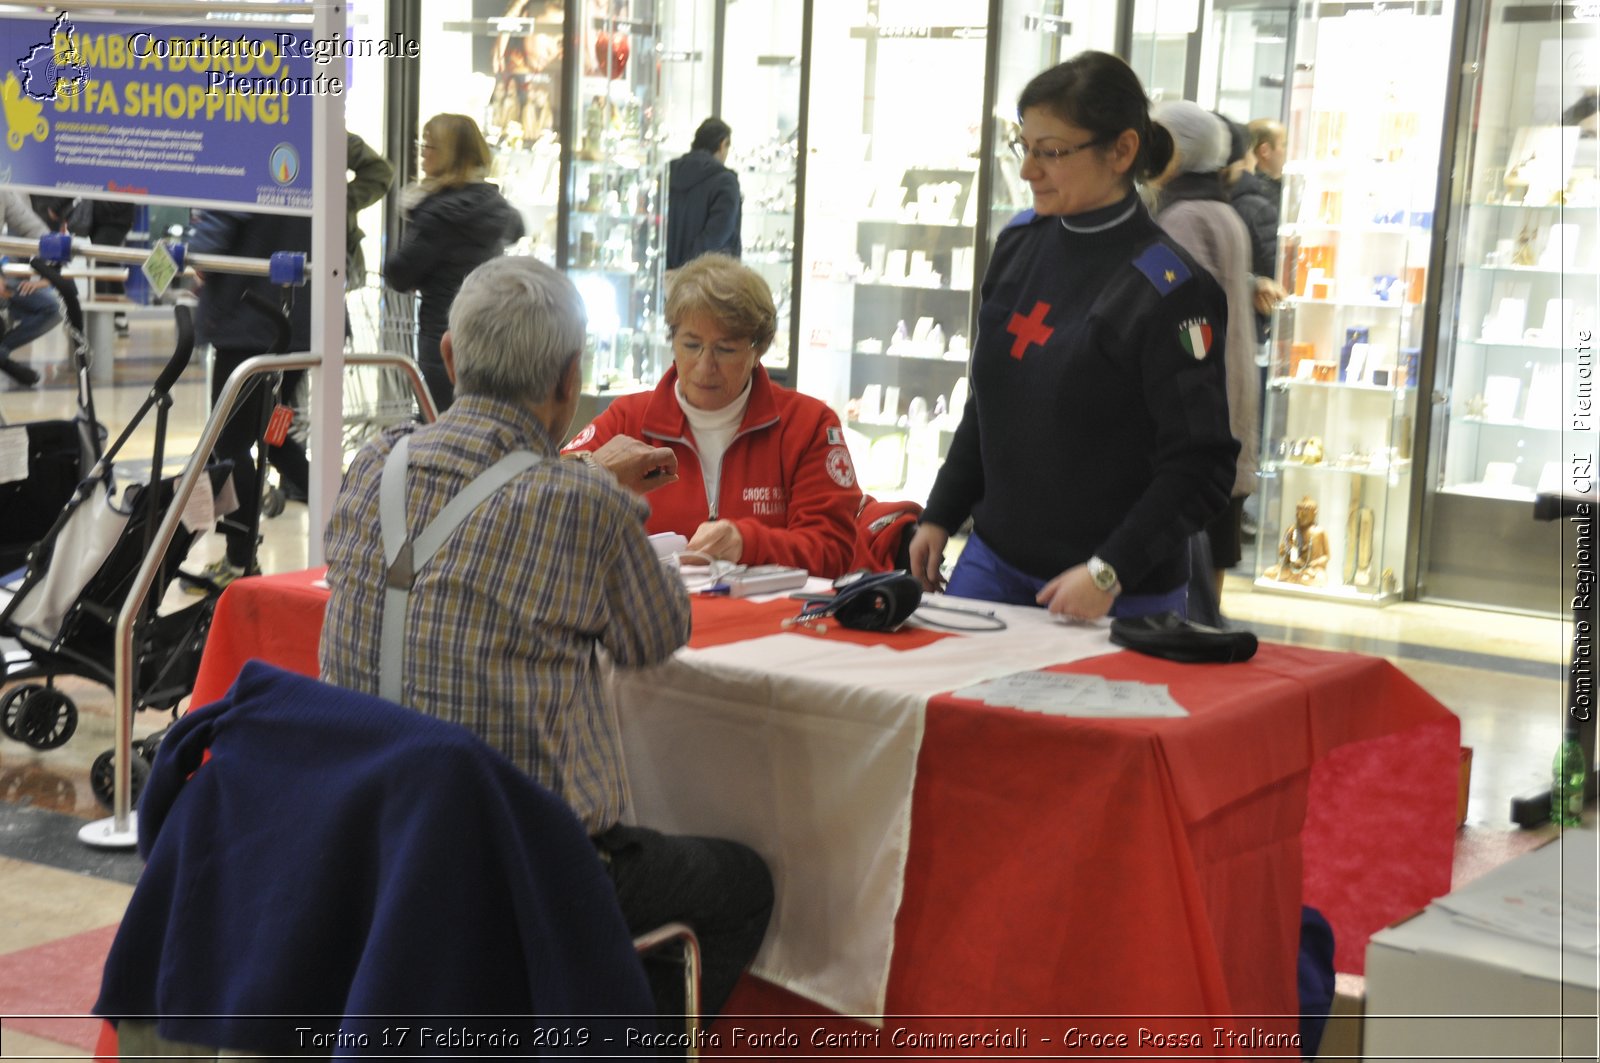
[922,193,1237,596]
[95,662,653,1056]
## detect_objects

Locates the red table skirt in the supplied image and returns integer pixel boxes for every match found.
[188,570,1459,1053]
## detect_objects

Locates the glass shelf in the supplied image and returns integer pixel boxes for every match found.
[1286,296,1415,310]
[1273,377,1416,396]
[1452,415,1565,432]
[1263,459,1413,478]
[1281,223,1415,236]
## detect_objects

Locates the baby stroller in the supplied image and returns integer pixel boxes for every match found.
[0,267,232,806]
[0,260,104,574]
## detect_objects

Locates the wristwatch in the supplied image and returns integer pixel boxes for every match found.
[1087,555,1121,596]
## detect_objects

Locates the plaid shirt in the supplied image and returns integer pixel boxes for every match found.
[320,394,691,833]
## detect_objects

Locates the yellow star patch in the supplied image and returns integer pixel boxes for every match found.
[1164,269,1176,283]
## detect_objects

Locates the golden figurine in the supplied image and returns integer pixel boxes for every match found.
[1265,495,1331,586]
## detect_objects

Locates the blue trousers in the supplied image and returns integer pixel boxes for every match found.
[945,532,1188,619]
[594,823,773,1021]
[0,285,62,357]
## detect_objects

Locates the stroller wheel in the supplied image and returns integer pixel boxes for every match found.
[90,748,151,810]
[15,688,78,750]
[0,685,47,741]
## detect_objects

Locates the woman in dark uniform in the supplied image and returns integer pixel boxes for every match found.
[909,52,1238,621]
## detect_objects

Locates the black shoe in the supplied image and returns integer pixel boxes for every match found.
[262,484,287,519]
[283,482,308,504]
[0,357,40,388]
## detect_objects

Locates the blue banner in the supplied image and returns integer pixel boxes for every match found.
[2,11,328,214]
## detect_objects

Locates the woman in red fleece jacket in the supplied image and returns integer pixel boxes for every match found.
[564,255,861,578]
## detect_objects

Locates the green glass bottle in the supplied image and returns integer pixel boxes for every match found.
[1552,726,1587,828]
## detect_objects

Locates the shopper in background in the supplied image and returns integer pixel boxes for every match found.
[1149,100,1260,612]
[563,254,861,578]
[383,113,523,412]
[345,131,395,292]
[321,255,772,1021]
[908,52,1237,620]
[0,189,60,389]
[186,210,314,587]
[1233,119,1288,337]
[665,117,742,269]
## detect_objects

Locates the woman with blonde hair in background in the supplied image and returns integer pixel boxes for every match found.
[384,113,524,411]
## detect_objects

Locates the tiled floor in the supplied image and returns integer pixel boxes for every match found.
[0,320,1579,1057]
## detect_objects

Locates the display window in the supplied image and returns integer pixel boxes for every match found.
[718,1,804,379]
[792,0,991,497]
[1253,3,1453,603]
[1420,0,1598,612]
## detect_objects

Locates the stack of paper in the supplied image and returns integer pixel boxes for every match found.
[951,671,1188,718]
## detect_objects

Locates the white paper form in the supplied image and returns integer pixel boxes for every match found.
[1432,830,1599,954]
[952,670,1189,718]
[0,426,29,485]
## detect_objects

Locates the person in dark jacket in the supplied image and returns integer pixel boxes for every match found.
[186,210,314,586]
[1230,118,1287,344]
[665,117,741,269]
[384,113,523,411]
[345,131,394,291]
[908,53,1237,621]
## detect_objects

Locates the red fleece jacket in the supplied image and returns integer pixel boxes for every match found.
[563,366,861,578]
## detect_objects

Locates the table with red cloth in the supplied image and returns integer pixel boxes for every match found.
[189,569,1460,1055]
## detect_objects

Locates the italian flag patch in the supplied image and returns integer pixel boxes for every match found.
[1178,317,1214,360]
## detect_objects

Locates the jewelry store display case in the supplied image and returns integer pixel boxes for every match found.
[1420,0,1598,613]
[429,2,567,265]
[565,0,715,398]
[984,0,1122,250]
[794,0,993,496]
[718,0,804,380]
[425,1,714,409]
[1252,2,1455,603]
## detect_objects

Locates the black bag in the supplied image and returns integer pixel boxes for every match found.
[795,570,923,632]
[1109,611,1258,664]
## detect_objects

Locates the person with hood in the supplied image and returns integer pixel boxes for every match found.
[1149,100,1259,609]
[665,117,741,269]
[384,113,524,411]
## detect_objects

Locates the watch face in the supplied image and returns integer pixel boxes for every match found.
[1090,560,1116,591]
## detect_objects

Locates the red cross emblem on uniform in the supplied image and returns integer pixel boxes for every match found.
[1007,301,1054,360]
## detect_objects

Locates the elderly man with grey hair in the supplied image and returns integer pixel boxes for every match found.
[321,255,774,1020]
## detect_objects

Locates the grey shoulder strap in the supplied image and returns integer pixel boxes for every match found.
[377,436,542,704]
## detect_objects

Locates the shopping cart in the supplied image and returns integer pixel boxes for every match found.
[342,284,419,459]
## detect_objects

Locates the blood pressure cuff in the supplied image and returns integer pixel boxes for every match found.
[1109,611,1258,664]
[801,570,923,632]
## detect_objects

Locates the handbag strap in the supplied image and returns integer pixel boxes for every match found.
[377,435,541,704]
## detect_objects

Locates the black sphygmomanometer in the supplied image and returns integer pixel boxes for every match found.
[786,570,1008,633]
[786,570,925,632]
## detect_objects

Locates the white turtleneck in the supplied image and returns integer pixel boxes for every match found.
[676,378,753,513]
